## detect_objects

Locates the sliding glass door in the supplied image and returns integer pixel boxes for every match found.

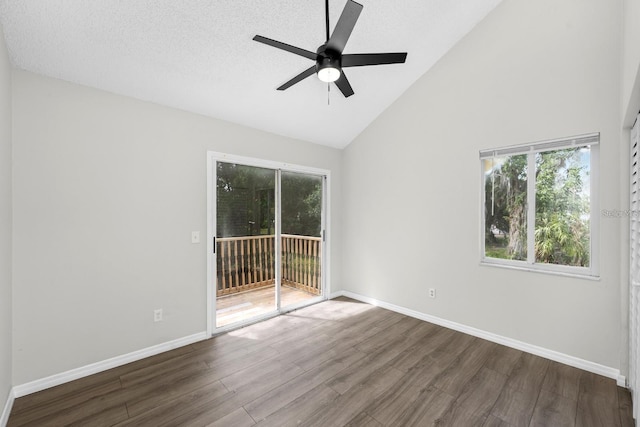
[280,171,323,310]
[210,155,327,332]
[215,163,277,328]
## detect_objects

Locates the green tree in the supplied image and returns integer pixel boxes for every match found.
[485,154,527,260]
[534,149,589,266]
[281,172,322,237]
[216,164,322,238]
[485,147,590,266]
[216,163,275,237]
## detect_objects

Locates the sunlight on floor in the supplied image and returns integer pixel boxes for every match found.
[216,285,318,328]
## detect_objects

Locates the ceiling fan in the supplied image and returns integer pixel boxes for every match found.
[253,0,407,98]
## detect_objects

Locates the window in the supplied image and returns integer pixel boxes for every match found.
[480,133,599,277]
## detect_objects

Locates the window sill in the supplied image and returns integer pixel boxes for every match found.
[479,261,601,281]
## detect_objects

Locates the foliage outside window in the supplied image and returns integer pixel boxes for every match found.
[216,163,322,238]
[481,134,598,276]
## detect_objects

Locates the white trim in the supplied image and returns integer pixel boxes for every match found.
[207,152,329,177]
[618,375,628,388]
[322,174,331,297]
[206,154,215,336]
[282,296,325,314]
[329,290,345,299]
[589,143,600,276]
[479,132,599,159]
[1,388,15,427]
[526,153,536,263]
[13,332,207,398]
[339,291,624,385]
[480,159,487,264]
[479,261,601,281]
[275,170,282,311]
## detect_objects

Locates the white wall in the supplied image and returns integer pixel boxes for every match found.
[11,71,342,385]
[342,0,623,370]
[0,20,13,413]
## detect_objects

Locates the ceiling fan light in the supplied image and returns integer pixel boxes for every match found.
[317,66,341,83]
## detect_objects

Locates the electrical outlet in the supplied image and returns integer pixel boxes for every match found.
[154,309,163,322]
[428,288,436,299]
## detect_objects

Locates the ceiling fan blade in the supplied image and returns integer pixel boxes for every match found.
[253,35,317,60]
[277,66,317,91]
[326,0,363,53]
[342,52,407,67]
[334,72,354,97]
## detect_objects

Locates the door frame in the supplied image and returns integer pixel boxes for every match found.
[206,151,331,336]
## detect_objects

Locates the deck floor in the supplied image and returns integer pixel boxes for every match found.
[216,285,318,327]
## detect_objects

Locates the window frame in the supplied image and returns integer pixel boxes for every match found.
[479,133,600,279]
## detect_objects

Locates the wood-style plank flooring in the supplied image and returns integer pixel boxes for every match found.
[8,297,634,426]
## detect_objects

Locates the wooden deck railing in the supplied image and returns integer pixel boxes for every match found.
[281,234,322,296]
[216,234,322,297]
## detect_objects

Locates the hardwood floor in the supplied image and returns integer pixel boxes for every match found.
[8,297,634,426]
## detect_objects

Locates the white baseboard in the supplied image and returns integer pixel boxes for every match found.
[1,387,15,427]
[13,331,208,398]
[329,290,345,299]
[335,291,625,386]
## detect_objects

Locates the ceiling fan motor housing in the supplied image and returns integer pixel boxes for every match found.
[316,44,341,76]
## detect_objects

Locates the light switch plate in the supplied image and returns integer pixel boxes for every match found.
[191,231,200,243]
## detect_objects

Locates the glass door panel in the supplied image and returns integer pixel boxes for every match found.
[215,162,276,328]
[280,171,324,309]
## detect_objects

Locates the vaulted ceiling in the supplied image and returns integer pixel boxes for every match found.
[0,0,502,148]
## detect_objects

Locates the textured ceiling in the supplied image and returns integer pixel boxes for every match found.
[0,0,502,148]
